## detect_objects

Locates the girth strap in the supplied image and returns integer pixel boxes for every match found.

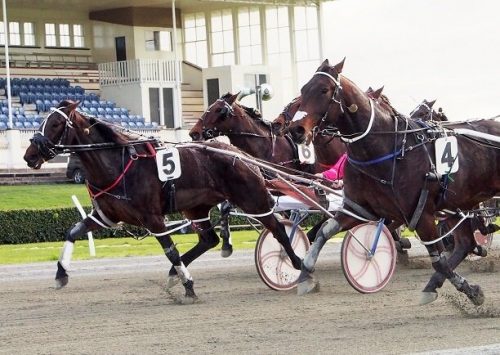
[343,197,377,221]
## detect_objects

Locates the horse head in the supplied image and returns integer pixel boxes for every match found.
[271,96,302,136]
[24,100,81,169]
[410,99,448,122]
[189,92,239,141]
[288,57,371,144]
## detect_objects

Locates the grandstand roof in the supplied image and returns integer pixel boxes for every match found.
[5,0,327,11]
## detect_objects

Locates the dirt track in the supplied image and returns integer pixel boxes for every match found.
[1,241,499,355]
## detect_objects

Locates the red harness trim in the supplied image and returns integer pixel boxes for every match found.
[87,142,157,199]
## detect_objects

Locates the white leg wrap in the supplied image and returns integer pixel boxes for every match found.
[59,241,74,271]
[174,263,192,284]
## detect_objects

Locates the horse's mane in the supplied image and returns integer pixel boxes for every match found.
[75,110,135,145]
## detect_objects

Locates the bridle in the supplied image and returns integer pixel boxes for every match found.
[409,101,434,121]
[294,71,376,144]
[198,99,270,140]
[30,107,75,161]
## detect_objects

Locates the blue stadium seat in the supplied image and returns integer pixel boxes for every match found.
[23,121,33,129]
[75,93,84,102]
[97,107,105,115]
[81,107,90,114]
[14,121,24,129]
[0,113,7,122]
[104,114,113,121]
[135,121,144,128]
[120,121,128,128]
[89,107,98,115]
[91,100,99,109]
[16,114,26,122]
[83,100,91,108]
[120,114,129,121]
[106,101,115,109]
[0,121,7,130]
[112,114,121,121]
[32,121,41,129]
[128,122,136,128]
[75,86,85,95]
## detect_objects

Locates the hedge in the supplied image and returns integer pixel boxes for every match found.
[0,207,324,244]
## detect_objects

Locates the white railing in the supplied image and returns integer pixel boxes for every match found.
[98,59,181,86]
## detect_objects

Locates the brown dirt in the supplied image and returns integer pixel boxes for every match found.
[1,251,499,354]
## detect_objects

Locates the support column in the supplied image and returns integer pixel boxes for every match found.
[6,129,25,169]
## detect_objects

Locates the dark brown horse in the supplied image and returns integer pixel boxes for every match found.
[288,59,500,305]
[190,93,346,173]
[410,99,448,121]
[23,100,303,302]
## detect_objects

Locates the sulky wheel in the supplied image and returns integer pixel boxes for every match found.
[254,220,309,291]
[341,222,397,294]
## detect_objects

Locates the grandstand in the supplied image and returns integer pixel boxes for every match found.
[0,0,328,170]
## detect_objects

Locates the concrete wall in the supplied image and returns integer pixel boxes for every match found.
[92,21,135,63]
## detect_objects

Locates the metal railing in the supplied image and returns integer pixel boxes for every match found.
[98,59,181,86]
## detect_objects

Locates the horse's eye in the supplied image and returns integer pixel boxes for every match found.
[321,87,329,94]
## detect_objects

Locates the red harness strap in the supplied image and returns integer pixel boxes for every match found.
[87,142,157,199]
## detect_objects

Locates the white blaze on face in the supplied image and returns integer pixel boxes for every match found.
[292,110,308,122]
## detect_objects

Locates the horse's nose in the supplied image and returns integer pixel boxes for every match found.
[289,125,306,143]
[190,131,202,141]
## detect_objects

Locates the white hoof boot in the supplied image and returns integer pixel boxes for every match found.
[297,278,320,296]
[166,275,180,289]
[419,291,438,305]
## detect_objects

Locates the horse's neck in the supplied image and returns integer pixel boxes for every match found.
[314,136,346,166]
[338,86,397,160]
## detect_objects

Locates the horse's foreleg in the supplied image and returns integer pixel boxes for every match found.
[156,234,197,303]
[297,217,340,296]
[56,219,95,289]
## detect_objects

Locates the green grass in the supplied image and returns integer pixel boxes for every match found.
[0,184,91,210]
[0,230,264,264]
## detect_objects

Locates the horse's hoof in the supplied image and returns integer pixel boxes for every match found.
[419,291,438,305]
[166,275,179,289]
[297,278,320,296]
[468,285,485,306]
[180,295,199,305]
[55,276,68,289]
[221,248,233,258]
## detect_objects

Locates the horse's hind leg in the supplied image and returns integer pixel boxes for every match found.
[56,217,101,289]
[420,219,484,305]
[256,214,302,270]
[219,201,233,257]
[166,210,220,286]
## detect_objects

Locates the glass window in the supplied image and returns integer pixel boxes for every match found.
[294,6,320,87]
[183,12,208,67]
[210,9,234,66]
[23,23,35,46]
[59,24,70,47]
[9,22,21,46]
[73,24,84,47]
[45,23,57,46]
[0,22,5,46]
[238,7,261,65]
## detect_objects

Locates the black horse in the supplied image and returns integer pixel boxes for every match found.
[23,100,303,303]
[288,58,499,305]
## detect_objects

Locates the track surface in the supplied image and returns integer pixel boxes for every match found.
[1,238,499,354]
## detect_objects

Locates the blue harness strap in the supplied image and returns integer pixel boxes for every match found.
[348,147,403,167]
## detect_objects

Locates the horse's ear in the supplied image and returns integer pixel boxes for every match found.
[226,93,239,105]
[317,58,330,71]
[333,57,346,74]
[427,99,436,108]
[372,86,384,100]
[67,101,79,113]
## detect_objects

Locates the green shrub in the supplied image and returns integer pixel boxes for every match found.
[0,207,325,245]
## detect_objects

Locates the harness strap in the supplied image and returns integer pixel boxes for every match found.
[343,197,377,221]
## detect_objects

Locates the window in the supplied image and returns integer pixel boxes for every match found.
[23,23,35,46]
[210,9,234,66]
[238,7,262,65]
[45,23,57,46]
[45,22,85,48]
[9,22,21,45]
[146,30,172,52]
[73,24,84,48]
[59,24,70,47]
[266,6,292,97]
[294,6,320,87]
[183,12,208,67]
[0,21,36,46]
